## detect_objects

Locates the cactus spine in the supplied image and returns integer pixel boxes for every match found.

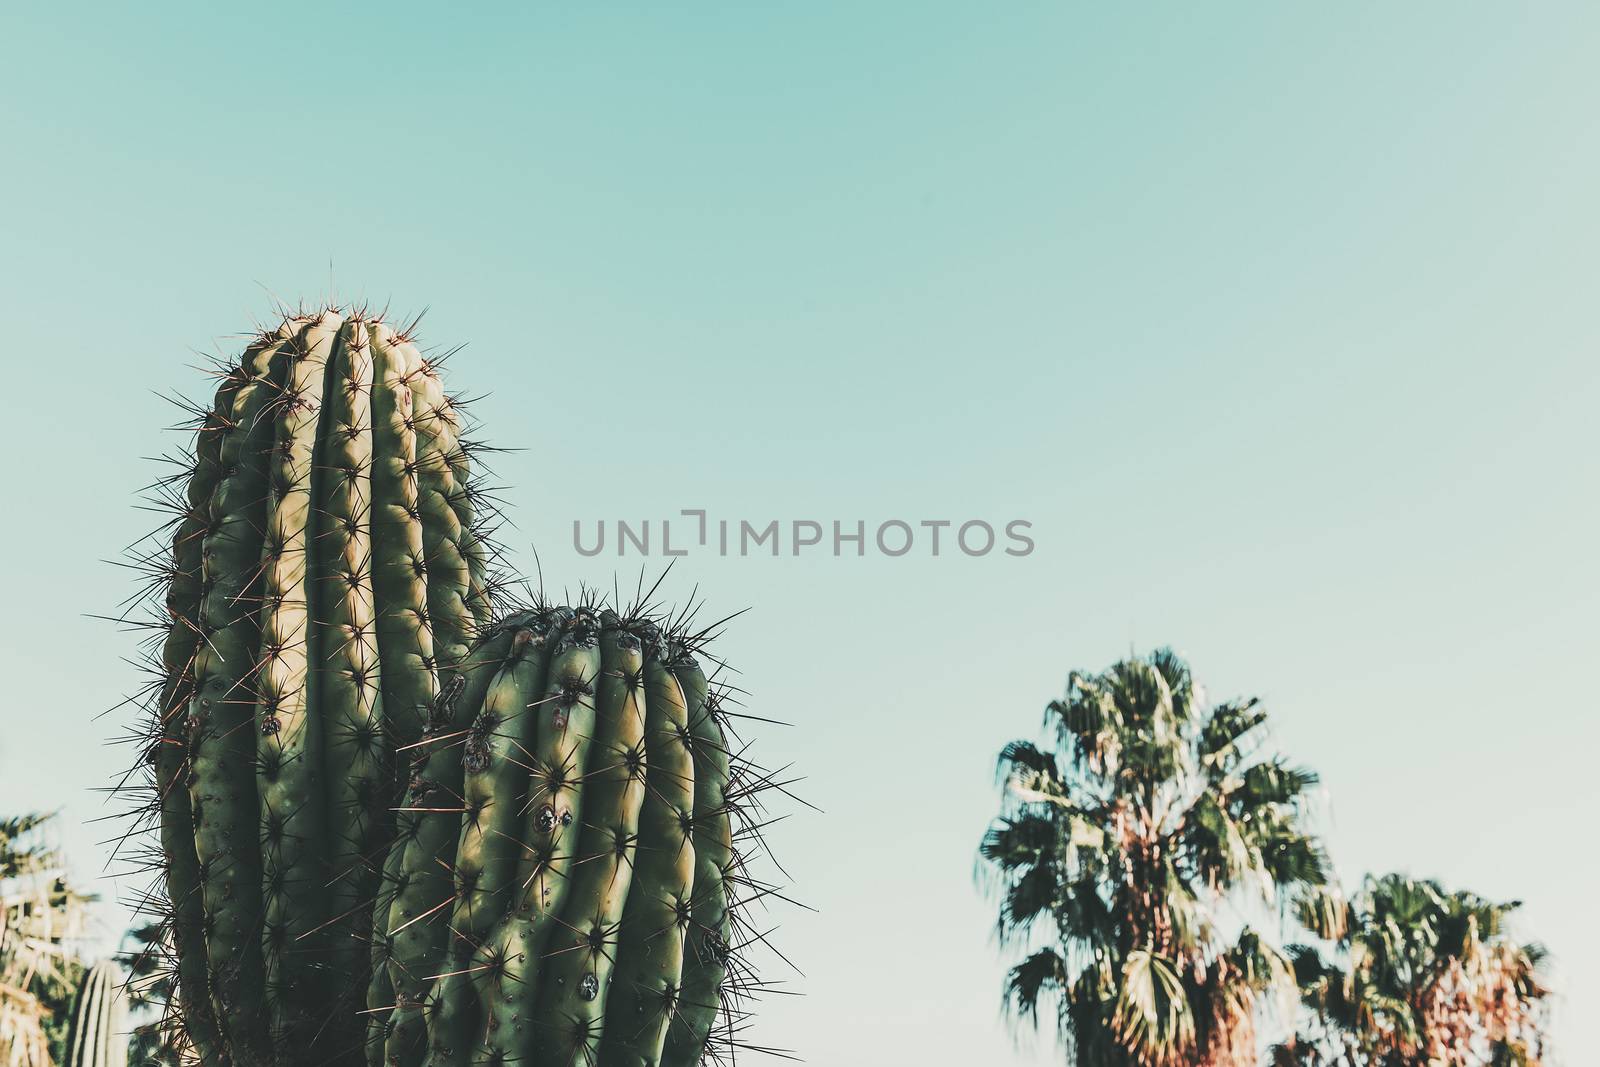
[66,962,128,1067]
[132,307,785,1067]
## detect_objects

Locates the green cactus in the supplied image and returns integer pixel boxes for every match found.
[66,962,128,1067]
[372,602,752,1067]
[140,307,496,1065]
[129,307,785,1067]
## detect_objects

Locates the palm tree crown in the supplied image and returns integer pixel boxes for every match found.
[980,649,1328,1066]
[1282,873,1549,1066]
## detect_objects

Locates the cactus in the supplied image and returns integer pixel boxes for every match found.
[122,307,788,1067]
[66,962,128,1067]
[132,307,498,1065]
[369,599,764,1067]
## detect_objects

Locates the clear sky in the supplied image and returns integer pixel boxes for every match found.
[3,3,1596,1063]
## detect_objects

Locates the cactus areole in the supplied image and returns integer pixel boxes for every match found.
[138,308,777,1067]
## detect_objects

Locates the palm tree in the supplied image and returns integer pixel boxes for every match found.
[0,812,92,1067]
[1278,873,1549,1066]
[979,649,1329,1067]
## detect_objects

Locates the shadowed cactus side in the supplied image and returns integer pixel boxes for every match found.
[116,306,792,1067]
[66,962,127,1067]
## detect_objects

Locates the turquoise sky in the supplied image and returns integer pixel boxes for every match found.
[3,3,1596,1062]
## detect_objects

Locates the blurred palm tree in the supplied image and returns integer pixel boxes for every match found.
[979,649,1329,1066]
[1277,873,1549,1066]
[0,812,92,1067]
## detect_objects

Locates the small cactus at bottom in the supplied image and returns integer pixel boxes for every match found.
[369,598,773,1067]
[66,962,128,1067]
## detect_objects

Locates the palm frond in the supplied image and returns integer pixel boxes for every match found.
[1006,948,1068,1025]
[1114,950,1194,1064]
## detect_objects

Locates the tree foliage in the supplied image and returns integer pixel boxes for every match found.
[1277,874,1549,1066]
[980,650,1328,1066]
[0,812,91,1067]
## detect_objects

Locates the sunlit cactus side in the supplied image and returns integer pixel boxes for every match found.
[368,593,791,1067]
[66,962,128,1067]
[118,306,506,1067]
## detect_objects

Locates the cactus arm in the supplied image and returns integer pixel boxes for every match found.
[67,960,96,1067]
[101,962,118,1067]
[364,323,438,1064]
[188,329,290,1060]
[380,339,493,1067]
[460,623,553,932]
[660,659,734,1067]
[255,310,339,1054]
[423,620,554,1066]
[313,319,387,1052]
[367,835,404,1067]
[510,619,603,907]
[368,324,439,750]
[521,613,649,1064]
[595,648,698,1067]
[406,358,477,667]
[67,960,128,1067]
[397,353,492,1065]
[382,627,516,1067]
[155,367,240,1067]
[413,373,491,630]
[480,616,604,1059]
